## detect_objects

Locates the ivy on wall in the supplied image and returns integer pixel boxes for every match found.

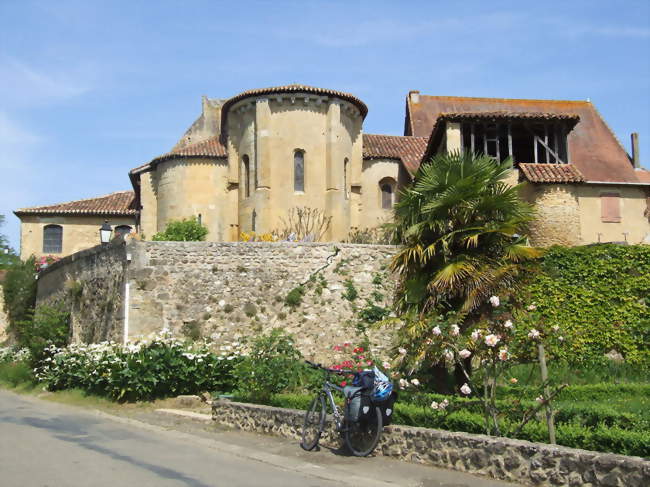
[518,244,650,365]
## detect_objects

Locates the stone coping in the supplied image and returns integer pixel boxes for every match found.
[211,400,649,487]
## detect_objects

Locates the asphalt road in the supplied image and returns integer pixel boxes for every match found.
[0,390,520,487]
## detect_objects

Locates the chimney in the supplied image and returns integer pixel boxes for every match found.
[631,133,640,168]
[409,90,420,104]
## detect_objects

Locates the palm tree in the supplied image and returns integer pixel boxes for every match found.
[392,151,540,317]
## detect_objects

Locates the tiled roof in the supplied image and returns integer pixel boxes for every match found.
[363,134,429,176]
[634,169,650,183]
[406,95,642,184]
[222,84,368,119]
[439,111,580,122]
[15,191,136,216]
[518,163,585,183]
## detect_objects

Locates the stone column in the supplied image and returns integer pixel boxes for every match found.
[255,98,272,234]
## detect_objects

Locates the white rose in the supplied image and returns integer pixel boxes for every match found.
[450,324,460,336]
[498,348,509,361]
[527,304,537,311]
[432,326,442,336]
[489,296,500,307]
[439,399,449,410]
[430,401,439,410]
[411,378,420,386]
[528,329,541,340]
[382,361,391,369]
[444,350,454,362]
[459,349,472,359]
[484,334,500,347]
[399,378,408,389]
[398,347,407,355]
[552,325,560,332]
[504,320,513,329]
[460,383,472,395]
[471,330,481,341]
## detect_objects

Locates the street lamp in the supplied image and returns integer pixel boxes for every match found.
[100,220,112,245]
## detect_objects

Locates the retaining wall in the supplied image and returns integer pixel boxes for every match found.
[212,399,650,487]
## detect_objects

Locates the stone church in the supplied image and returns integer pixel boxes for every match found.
[15,84,650,258]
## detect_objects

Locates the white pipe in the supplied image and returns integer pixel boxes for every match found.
[123,282,130,344]
[584,180,650,186]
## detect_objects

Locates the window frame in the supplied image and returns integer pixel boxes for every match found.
[379,177,397,210]
[294,149,305,193]
[600,192,621,223]
[42,224,63,254]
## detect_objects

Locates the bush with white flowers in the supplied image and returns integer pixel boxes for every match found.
[34,329,245,401]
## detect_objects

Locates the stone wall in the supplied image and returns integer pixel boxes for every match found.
[212,400,650,487]
[128,241,397,361]
[36,241,398,359]
[37,242,128,343]
[525,184,582,247]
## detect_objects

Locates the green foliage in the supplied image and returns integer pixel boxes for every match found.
[342,279,358,301]
[0,214,19,270]
[181,321,202,341]
[3,256,37,329]
[516,244,650,365]
[35,333,242,401]
[392,151,539,315]
[233,329,304,402]
[0,361,35,388]
[223,303,234,313]
[243,302,257,317]
[152,217,208,241]
[358,303,390,323]
[284,286,304,309]
[16,304,70,364]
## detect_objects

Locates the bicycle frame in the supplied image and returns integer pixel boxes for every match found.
[321,378,346,430]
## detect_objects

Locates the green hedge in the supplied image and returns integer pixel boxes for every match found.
[519,245,650,365]
[262,392,649,457]
[498,383,650,402]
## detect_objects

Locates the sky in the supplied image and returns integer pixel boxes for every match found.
[1,0,649,250]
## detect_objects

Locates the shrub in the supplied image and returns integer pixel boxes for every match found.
[243,302,257,317]
[0,360,35,388]
[35,331,243,401]
[2,256,37,329]
[152,217,208,241]
[233,329,304,402]
[284,286,304,309]
[342,279,358,301]
[15,304,70,365]
[358,304,390,323]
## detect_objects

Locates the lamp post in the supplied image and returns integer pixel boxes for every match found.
[100,220,112,245]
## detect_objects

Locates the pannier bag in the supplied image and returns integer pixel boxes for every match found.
[375,391,398,425]
[344,386,373,422]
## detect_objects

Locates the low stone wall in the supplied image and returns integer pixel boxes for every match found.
[211,400,649,487]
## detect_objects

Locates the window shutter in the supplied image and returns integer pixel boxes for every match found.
[601,193,621,223]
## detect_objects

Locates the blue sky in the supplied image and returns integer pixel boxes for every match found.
[1,0,649,250]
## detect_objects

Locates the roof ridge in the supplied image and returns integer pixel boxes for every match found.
[16,190,134,211]
[364,133,428,139]
[418,95,592,104]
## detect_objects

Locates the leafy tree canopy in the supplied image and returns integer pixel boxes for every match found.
[0,214,19,270]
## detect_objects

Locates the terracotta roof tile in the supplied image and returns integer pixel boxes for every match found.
[363,134,429,176]
[223,84,367,119]
[15,191,136,216]
[634,169,650,183]
[518,163,585,183]
[406,95,640,184]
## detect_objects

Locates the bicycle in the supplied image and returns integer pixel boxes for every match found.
[301,360,383,457]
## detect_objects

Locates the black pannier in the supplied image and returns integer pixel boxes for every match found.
[373,391,397,426]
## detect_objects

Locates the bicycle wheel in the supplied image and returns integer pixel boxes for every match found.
[345,406,383,457]
[301,394,326,451]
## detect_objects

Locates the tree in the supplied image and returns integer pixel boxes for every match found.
[0,214,18,270]
[392,151,540,316]
[389,151,541,390]
[152,217,209,241]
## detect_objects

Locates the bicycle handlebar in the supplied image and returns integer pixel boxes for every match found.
[305,360,356,376]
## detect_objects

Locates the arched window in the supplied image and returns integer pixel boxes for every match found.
[43,224,63,253]
[115,225,132,239]
[343,158,349,200]
[294,150,304,192]
[379,177,397,209]
[242,155,250,198]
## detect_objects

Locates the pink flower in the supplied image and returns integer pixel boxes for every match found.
[460,383,471,395]
[398,347,407,355]
[509,377,518,384]
[450,324,460,336]
[432,326,442,336]
[444,349,454,362]
[459,349,471,359]
[528,329,541,340]
[484,334,500,347]
[382,361,391,369]
[498,348,509,361]
[471,330,481,341]
[504,320,513,329]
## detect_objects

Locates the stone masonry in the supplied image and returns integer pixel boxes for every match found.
[36,241,398,359]
[527,184,582,247]
[212,399,650,487]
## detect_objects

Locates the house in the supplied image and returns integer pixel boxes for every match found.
[14,84,650,258]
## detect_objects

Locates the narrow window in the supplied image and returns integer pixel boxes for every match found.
[43,224,63,253]
[379,177,397,209]
[115,225,132,239]
[601,193,621,223]
[242,155,250,198]
[294,150,304,192]
[252,210,257,232]
[343,158,349,199]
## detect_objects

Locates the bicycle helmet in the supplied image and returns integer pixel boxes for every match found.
[372,381,393,401]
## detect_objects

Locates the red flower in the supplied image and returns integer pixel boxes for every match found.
[341,381,347,387]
